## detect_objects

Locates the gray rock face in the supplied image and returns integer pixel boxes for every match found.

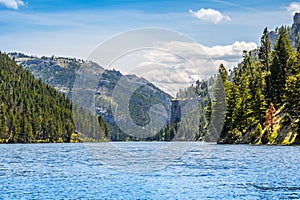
[268,13,300,49]
[269,31,279,48]
[293,12,300,25]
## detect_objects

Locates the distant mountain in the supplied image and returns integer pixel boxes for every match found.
[269,12,300,48]
[9,52,82,94]
[10,53,173,141]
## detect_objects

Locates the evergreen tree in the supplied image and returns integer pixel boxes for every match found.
[270,26,293,107]
[285,73,300,118]
[219,64,228,83]
[206,73,226,141]
[259,27,272,72]
[288,41,300,75]
[259,27,272,103]
[98,115,109,139]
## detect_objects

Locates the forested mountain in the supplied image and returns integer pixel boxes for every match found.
[171,72,225,142]
[216,25,300,145]
[95,69,172,141]
[10,53,172,141]
[0,52,75,143]
[157,13,300,144]
[9,53,83,95]
[10,52,218,142]
[177,14,300,145]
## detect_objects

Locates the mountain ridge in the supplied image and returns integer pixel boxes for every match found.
[10,52,174,141]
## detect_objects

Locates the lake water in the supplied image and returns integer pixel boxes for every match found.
[0,142,299,199]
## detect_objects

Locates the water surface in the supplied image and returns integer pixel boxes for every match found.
[0,142,299,199]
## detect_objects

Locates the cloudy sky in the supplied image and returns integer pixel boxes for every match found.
[1,0,300,94]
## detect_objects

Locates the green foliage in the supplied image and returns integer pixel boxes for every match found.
[217,24,300,145]
[218,51,267,142]
[270,26,294,107]
[209,69,226,141]
[156,79,212,141]
[260,129,270,144]
[268,131,279,144]
[98,115,109,138]
[0,52,74,143]
[285,73,300,117]
[72,105,106,141]
[259,27,271,72]
[70,133,80,143]
[229,128,243,144]
[219,64,228,83]
[250,123,262,144]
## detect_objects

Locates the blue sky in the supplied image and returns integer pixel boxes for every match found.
[0,0,298,59]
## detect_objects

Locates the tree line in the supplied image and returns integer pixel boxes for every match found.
[0,52,75,143]
[216,26,300,144]
[0,52,108,143]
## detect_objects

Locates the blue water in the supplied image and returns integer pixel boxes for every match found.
[0,142,299,199]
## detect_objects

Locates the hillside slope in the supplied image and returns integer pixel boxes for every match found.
[0,52,75,143]
[10,53,173,141]
[216,24,300,145]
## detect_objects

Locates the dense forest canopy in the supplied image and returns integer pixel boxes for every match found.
[0,52,74,143]
[177,21,300,145]
[215,25,300,145]
[0,52,110,143]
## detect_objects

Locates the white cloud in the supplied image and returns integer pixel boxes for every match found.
[286,2,300,16]
[201,41,257,60]
[109,41,257,96]
[0,0,25,9]
[156,40,257,69]
[189,8,231,24]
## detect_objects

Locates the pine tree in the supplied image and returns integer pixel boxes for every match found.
[259,27,272,103]
[98,115,109,139]
[219,64,237,135]
[207,73,226,141]
[285,73,300,117]
[270,26,294,107]
[259,27,272,72]
[288,41,300,75]
[219,64,228,83]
